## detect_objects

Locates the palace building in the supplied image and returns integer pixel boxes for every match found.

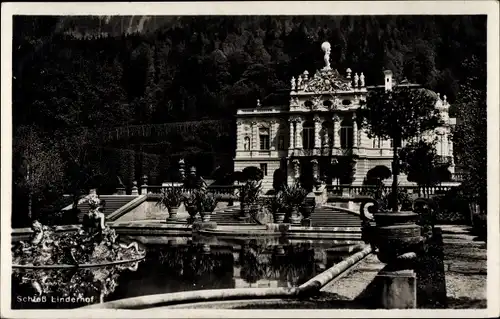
[234,42,456,191]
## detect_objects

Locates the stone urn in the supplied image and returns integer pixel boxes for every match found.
[359,198,427,266]
[300,203,315,219]
[168,206,179,220]
[240,203,251,218]
[274,210,286,223]
[289,206,301,225]
[186,205,198,223]
[372,210,424,265]
[249,203,260,216]
[201,243,211,254]
[200,211,212,222]
[274,245,285,256]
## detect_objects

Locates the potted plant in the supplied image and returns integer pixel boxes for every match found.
[248,180,262,215]
[266,191,288,223]
[157,186,185,221]
[379,187,412,212]
[183,191,199,223]
[197,192,218,222]
[239,180,262,218]
[282,183,308,224]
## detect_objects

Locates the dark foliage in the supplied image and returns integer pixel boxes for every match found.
[12,15,486,223]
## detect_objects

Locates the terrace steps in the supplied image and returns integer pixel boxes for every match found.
[209,206,362,228]
[310,206,362,227]
[74,195,139,222]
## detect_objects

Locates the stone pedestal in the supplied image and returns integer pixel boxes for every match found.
[301,218,312,227]
[313,185,327,207]
[289,209,301,225]
[191,221,217,232]
[377,268,417,309]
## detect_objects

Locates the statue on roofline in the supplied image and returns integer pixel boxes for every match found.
[321,42,332,70]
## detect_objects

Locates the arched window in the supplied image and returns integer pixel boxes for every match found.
[302,121,315,150]
[340,119,353,149]
[243,136,251,151]
[259,127,270,150]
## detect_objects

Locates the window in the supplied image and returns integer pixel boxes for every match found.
[260,163,268,176]
[340,119,353,149]
[259,128,270,150]
[302,121,315,150]
[278,135,285,150]
[243,136,251,150]
[372,137,381,148]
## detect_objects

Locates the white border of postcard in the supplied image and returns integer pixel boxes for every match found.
[2,1,499,318]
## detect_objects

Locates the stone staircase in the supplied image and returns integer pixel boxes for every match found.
[209,206,362,228]
[310,206,362,228]
[210,206,256,225]
[75,195,139,222]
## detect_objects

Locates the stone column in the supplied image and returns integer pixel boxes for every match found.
[314,115,322,149]
[270,120,277,150]
[236,121,243,150]
[295,118,303,149]
[251,121,258,150]
[289,119,295,150]
[333,115,340,148]
[352,115,358,148]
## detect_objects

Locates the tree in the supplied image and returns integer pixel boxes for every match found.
[399,140,443,187]
[55,130,105,211]
[242,166,264,181]
[13,126,64,221]
[359,86,441,211]
[366,165,392,186]
[452,56,486,208]
[272,169,287,191]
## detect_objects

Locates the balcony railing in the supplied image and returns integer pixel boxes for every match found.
[291,148,348,157]
[325,184,456,198]
[115,182,459,201]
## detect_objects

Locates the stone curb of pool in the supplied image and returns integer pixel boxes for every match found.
[81,246,373,309]
[12,256,146,269]
[11,223,364,243]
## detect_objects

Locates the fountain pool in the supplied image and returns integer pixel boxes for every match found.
[12,235,366,309]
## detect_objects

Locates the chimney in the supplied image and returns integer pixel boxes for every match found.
[384,70,393,91]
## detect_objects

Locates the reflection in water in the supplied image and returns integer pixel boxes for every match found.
[12,236,363,308]
[239,239,317,287]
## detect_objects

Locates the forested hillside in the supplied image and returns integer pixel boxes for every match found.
[11,15,486,224]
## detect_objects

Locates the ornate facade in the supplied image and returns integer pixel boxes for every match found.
[234,42,456,191]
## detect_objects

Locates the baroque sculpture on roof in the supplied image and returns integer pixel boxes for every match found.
[293,41,353,93]
[303,68,353,93]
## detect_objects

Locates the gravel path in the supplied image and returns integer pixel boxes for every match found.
[321,233,487,309]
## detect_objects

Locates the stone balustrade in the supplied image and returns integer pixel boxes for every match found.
[325,184,457,198]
